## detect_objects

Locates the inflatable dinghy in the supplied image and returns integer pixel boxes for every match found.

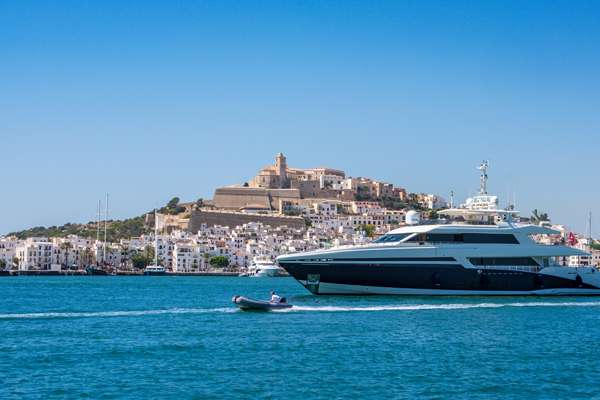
[232,295,293,311]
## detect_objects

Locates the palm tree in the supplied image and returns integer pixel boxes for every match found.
[119,244,129,270]
[82,247,94,268]
[60,242,73,269]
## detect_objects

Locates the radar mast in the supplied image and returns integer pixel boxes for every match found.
[477,160,489,195]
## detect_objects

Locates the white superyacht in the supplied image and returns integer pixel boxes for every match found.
[277,162,599,295]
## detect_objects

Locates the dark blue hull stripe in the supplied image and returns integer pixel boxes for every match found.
[279,262,597,293]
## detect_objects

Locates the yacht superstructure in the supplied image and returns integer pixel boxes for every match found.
[277,223,600,295]
[276,161,599,295]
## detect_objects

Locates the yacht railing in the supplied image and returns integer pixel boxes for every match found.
[476,265,541,273]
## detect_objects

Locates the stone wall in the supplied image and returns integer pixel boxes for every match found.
[213,187,301,210]
[188,210,306,232]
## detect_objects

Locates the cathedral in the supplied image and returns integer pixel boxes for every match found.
[250,153,344,189]
[212,152,347,211]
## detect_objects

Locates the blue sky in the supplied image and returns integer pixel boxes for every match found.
[1,0,599,235]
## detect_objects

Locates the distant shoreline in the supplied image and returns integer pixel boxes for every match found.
[0,271,241,277]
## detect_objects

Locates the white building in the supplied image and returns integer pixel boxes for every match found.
[0,236,18,270]
[419,194,447,210]
[173,242,203,272]
[314,201,338,217]
[16,238,59,271]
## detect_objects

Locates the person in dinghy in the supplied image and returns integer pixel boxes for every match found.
[270,290,283,304]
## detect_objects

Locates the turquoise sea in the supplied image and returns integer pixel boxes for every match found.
[2,276,600,399]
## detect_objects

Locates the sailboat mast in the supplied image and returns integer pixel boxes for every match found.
[96,200,101,266]
[103,193,108,265]
[154,208,159,266]
[589,212,593,244]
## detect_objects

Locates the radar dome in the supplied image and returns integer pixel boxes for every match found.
[405,210,421,225]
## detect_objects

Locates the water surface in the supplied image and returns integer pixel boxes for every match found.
[2,276,600,399]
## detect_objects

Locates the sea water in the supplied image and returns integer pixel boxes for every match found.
[1,276,600,399]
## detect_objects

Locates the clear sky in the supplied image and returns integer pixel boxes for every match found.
[1,0,599,236]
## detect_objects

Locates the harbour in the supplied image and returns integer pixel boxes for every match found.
[2,1,600,399]
[2,276,600,399]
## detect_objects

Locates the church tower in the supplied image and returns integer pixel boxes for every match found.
[275,152,288,188]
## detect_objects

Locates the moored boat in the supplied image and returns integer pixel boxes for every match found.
[144,265,166,275]
[250,256,287,277]
[85,266,109,275]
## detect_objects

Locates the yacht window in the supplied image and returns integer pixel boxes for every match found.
[469,257,539,266]
[374,234,411,243]
[541,257,550,267]
[462,233,519,244]
[406,233,518,244]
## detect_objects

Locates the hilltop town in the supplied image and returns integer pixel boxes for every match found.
[1,153,598,274]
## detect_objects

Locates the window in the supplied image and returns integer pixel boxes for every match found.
[406,233,519,244]
[374,233,411,243]
[469,257,539,266]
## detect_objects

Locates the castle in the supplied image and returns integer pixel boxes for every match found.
[213,153,349,211]
[249,153,345,189]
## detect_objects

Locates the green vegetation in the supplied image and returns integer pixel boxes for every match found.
[283,208,302,216]
[0,259,6,270]
[6,196,197,242]
[160,197,186,215]
[355,186,373,201]
[379,198,407,210]
[131,246,155,269]
[591,242,600,251]
[356,193,423,211]
[8,215,151,243]
[357,224,376,238]
[209,255,229,269]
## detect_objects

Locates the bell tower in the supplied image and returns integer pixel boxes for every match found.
[275,152,288,188]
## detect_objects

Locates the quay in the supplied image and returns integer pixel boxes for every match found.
[0,270,241,277]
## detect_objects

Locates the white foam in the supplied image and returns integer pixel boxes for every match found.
[0,307,235,320]
[3,302,600,320]
[276,302,600,313]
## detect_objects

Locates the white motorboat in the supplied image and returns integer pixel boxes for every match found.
[250,256,286,277]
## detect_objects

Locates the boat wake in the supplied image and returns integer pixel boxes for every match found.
[3,302,600,320]
[278,301,600,313]
[0,307,236,320]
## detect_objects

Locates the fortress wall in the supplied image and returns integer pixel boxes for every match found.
[213,187,301,210]
[188,210,306,232]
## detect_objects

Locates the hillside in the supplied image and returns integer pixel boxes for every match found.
[7,215,151,243]
[6,197,198,242]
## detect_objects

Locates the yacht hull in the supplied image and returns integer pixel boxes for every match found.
[279,262,600,295]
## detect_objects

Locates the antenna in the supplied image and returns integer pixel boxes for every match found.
[477,160,489,195]
[513,190,517,211]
